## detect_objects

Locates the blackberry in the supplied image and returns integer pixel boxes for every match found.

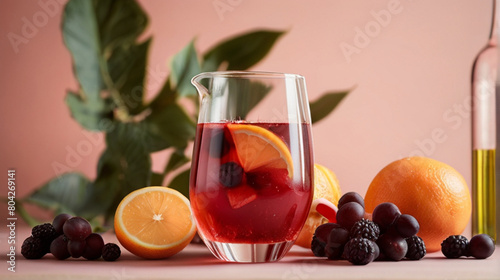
[311,236,326,257]
[219,162,244,187]
[32,223,58,241]
[350,218,380,241]
[405,236,426,260]
[441,235,468,258]
[102,243,121,261]
[21,236,47,259]
[342,237,377,265]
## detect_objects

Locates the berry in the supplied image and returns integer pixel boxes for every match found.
[468,234,495,259]
[310,223,340,257]
[325,226,350,260]
[209,130,229,158]
[311,236,326,257]
[405,236,426,260]
[102,243,121,261]
[50,235,70,260]
[32,223,58,242]
[338,192,365,209]
[68,239,86,258]
[219,162,244,187]
[336,202,365,231]
[21,236,47,259]
[82,233,105,260]
[52,213,72,235]
[441,235,468,258]
[377,233,408,261]
[63,217,92,241]
[350,218,380,241]
[395,214,419,238]
[314,223,341,243]
[342,237,377,265]
[372,202,401,233]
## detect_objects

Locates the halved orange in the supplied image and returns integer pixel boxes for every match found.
[114,186,196,259]
[227,123,293,177]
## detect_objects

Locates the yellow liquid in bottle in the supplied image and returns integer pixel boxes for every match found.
[472,149,497,241]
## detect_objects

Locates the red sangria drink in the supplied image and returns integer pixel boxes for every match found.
[191,71,314,262]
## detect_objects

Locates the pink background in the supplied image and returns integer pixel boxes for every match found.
[0,0,492,226]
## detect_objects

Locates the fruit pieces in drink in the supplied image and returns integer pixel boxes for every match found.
[190,122,313,244]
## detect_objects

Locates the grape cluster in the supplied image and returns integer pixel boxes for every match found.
[22,213,120,261]
[441,234,495,259]
[311,192,426,265]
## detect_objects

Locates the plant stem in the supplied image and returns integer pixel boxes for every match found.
[98,55,131,122]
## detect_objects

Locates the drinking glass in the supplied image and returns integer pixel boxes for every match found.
[190,71,314,262]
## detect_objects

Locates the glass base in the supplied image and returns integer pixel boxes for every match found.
[203,240,295,263]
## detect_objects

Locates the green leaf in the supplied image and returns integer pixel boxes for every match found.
[94,0,148,52]
[203,30,285,71]
[107,38,151,115]
[91,122,152,220]
[148,79,177,113]
[26,173,92,215]
[309,90,349,124]
[164,149,190,175]
[62,0,104,99]
[170,40,201,97]
[143,103,196,152]
[62,0,149,121]
[227,79,272,120]
[168,169,190,199]
[65,91,114,131]
[150,172,165,186]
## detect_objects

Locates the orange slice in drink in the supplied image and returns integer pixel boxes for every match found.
[114,186,196,259]
[227,123,293,177]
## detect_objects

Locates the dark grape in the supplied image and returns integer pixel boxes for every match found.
[50,235,70,260]
[219,162,244,187]
[373,242,380,260]
[63,217,92,241]
[83,233,104,260]
[325,226,350,260]
[338,192,365,209]
[68,239,86,258]
[372,202,401,232]
[315,223,341,243]
[468,234,495,259]
[377,233,408,261]
[395,214,419,238]
[336,202,365,231]
[209,130,229,158]
[310,223,341,257]
[52,213,72,235]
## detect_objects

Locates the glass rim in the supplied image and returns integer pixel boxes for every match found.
[193,70,305,80]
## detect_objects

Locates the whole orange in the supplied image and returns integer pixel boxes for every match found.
[364,157,471,252]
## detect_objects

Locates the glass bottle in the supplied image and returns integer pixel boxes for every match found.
[471,0,497,242]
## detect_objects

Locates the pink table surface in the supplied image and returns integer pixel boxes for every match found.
[2,226,500,280]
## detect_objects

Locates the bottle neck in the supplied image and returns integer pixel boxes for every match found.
[488,0,498,46]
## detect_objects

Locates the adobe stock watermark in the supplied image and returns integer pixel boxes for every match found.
[6,0,65,54]
[51,127,106,177]
[212,0,243,21]
[402,82,493,158]
[281,259,318,279]
[339,0,404,63]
